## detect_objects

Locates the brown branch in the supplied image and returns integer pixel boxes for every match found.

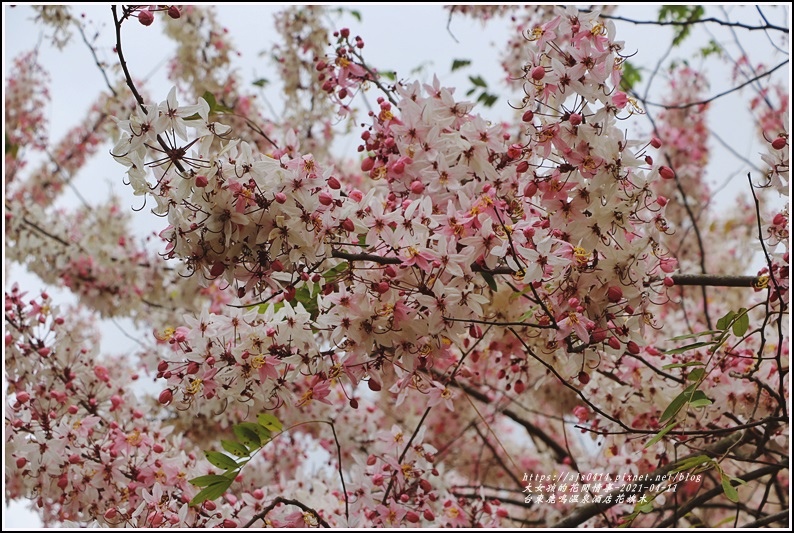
[552,430,753,527]
[742,510,790,528]
[598,13,789,34]
[655,463,787,527]
[242,496,330,528]
[669,275,763,287]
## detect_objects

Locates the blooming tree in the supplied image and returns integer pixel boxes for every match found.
[4,5,789,528]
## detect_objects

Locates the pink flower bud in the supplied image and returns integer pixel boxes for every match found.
[771,137,787,150]
[656,195,668,207]
[253,489,265,500]
[590,328,607,343]
[274,192,287,204]
[68,405,79,414]
[523,180,538,197]
[507,143,522,159]
[284,286,296,301]
[773,213,786,226]
[514,379,526,393]
[645,155,654,165]
[327,176,341,189]
[569,113,582,125]
[573,405,589,422]
[531,65,546,81]
[16,391,30,404]
[16,457,27,469]
[516,161,529,174]
[138,9,154,26]
[349,189,364,202]
[361,157,374,172]
[577,371,590,385]
[316,60,327,71]
[319,191,333,206]
[607,286,623,303]
[222,519,237,528]
[341,218,355,232]
[368,379,381,392]
[186,361,200,375]
[57,476,69,489]
[522,110,534,122]
[340,28,350,38]
[167,6,181,19]
[195,175,208,187]
[69,454,81,464]
[406,512,420,523]
[650,137,662,149]
[627,341,640,354]
[376,281,390,294]
[158,389,173,405]
[423,509,435,521]
[663,276,675,287]
[410,180,425,194]
[659,166,675,180]
[153,444,164,453]
[608,337,621,350]
[104,508,117,521]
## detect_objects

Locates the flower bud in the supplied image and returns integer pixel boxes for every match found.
[650,137,662,148]
[16,457,27,469]
[578,371,590,385]
[210,262,225,277]
[167,6,181,19]
[406,512,420,523]
[423,509,435,521]
[410,180,425,194]
[771,137,787,150]
[522,110,534,122]
[341,218,355,232]
[514,379,526,394]
[274,192,287,204]
[626,341,640,354]
[367,379,381,392]
[607,286,623,303]
[319,191,334,206]
[531,65,546,81]
[569,113,582,125]
[158,389,173,405]
[138,9,154,26]
[659,166,675,180]
[327,176,341,189]
[195,175,208,187]
[361,157,374,172]
[608,337,621,350]
[663,276,675,287]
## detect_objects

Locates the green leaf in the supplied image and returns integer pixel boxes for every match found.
[204,451,238,470]
[189,474,233,487]
[221,439,250,458]
[322,262,348,282]
[662,361,706,370]
[349,9,362,22]
[721,474,739,503]
[468,75,487,88]
[233,424,261,448]
[717,310,736,331]
[668,330,721,341]
[663,341,713,355]
[688,390,712,409]
[252,78,269,88]
[257,413,283,432]
[658,5,704,46]
[644,421,678,449]
[659,384,697,423]
[699,39,723,59]
[190,477,233,506]
[672,455,711,473]
[480,271,498,292]
[732,309,749,337]
[619,60,642,92]
[686,368,705,381]
[238,421,271,443]
[451,58,471,71]
[381,71,397,81]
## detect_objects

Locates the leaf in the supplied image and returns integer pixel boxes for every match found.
[468,75,487,88]
[732,309,749,337]
[663,341,713,355]
[668,330,721,341]
[349,9,361,22]
[381,71,397,81]
[721,474,740,503]
[189,474,233,487]
[619,60,642,92]
[659,384,696,423]
[688,390,712,409]
[238,421,271,443]
[252,78,269,88]
[686,368,705,381]
[204,451,238,470]
[322,262,348,282]
[644,421,679,449]
[671,455,711,473]
[257,413,283,432]
[451,58,471,71]
[190,477,233,506]
[717,310,736,331]
[233,424,261,448]
[699,39,723,59]
[221,439,250,458]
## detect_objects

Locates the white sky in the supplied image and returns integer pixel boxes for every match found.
[2,3,790,528]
